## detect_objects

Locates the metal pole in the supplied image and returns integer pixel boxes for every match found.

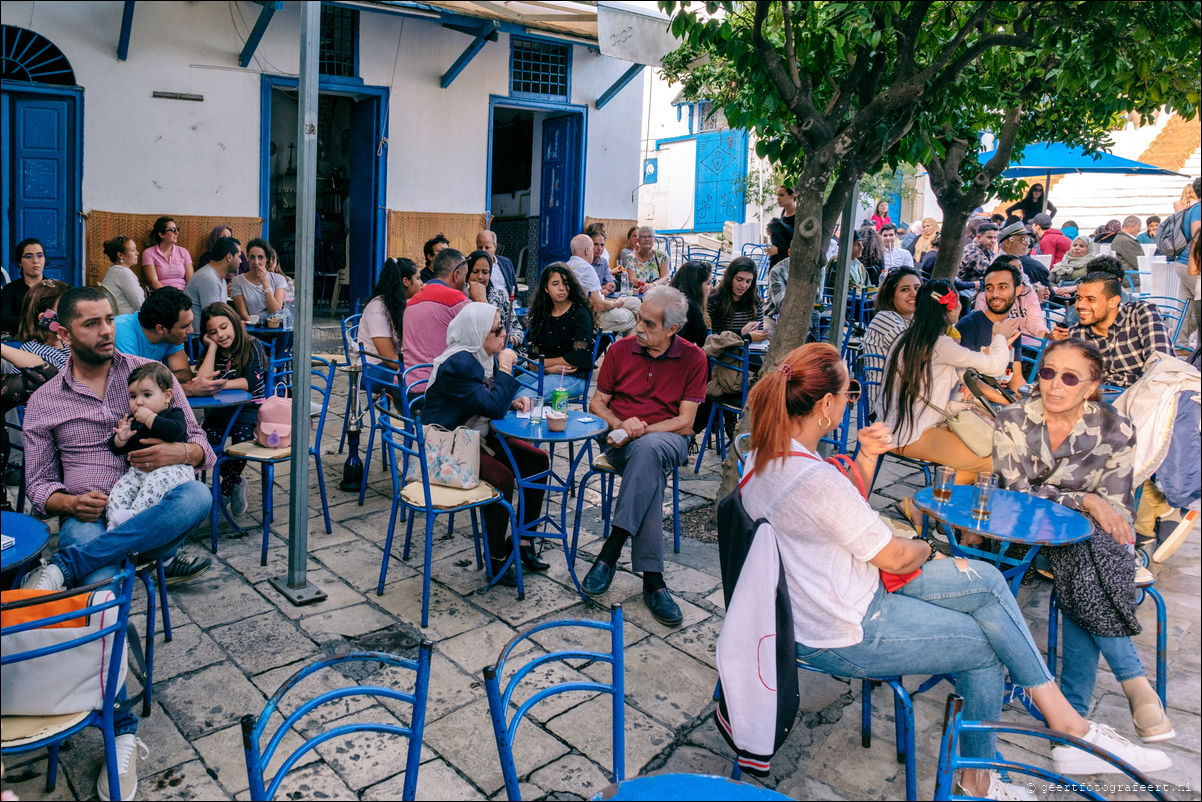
[271,0,326,606]
[1042,169,1050,214]
[827,181,859,351]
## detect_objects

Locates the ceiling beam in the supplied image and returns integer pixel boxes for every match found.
[441,20,501,88]
[596,63,643,110]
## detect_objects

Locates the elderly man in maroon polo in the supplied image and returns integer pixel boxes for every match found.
[581,285,707,626]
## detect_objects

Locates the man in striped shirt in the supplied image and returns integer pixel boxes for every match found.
[22,287,216,593]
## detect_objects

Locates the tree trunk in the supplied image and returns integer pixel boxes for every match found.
[929,204,972,281]
[708,191,829,516]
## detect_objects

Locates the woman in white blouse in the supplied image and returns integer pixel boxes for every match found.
[100,235,146,314]
[878,279,1017,484]
[231,238,288,321]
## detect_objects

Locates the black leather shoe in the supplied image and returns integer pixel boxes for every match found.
[581,559,615,598]
[643,588,683,626]
[520,543,550,572]
[491,563,518,588]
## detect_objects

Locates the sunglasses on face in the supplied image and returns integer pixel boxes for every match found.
[491,325,505,337]
[164,227,180,233]
[1037,367,1083,386]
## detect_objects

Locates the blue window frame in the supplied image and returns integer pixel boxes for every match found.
[320,5,358,78]
[509,36,570,102]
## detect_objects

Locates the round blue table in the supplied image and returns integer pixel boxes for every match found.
[592,774,791,801]
[491,409,607,599]
[910,485,1092,719]
[187,389,254,410]
[1,511,51,583]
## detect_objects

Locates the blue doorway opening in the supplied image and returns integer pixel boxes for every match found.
[260,76,388,312]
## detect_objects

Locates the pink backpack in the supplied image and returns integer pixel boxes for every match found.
[255,396,293,448]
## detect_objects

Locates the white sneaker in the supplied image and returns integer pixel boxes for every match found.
[955,770,1038,800]
[230,477,249,517]
[96,734,148,801]
[1052,721,1172,775]
[21,561,65,592]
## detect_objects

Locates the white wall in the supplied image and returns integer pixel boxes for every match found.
[1,0,642,221]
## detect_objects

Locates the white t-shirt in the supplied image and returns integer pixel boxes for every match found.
[358,295,398,367]
[566,254,601,295]
[740,442,892,648]
[230,272,289,317]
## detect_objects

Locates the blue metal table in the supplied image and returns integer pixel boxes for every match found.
[911,485,1092,718]
[1,511,51,585]
[491,409,607,599]
[592,774,792,800]
[188,389,254,410]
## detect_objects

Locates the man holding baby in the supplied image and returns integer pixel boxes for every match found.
[581,286,707,626]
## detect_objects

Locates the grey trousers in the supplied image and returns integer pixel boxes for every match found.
[603,431,689,573]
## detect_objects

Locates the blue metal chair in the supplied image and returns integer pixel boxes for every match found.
[374,399,517,627]
[1,562,138,802]
[241,645,434,801]
[1047,571,1167,710]
[934,693,1170,800]
[695,344,751,473]
[1144,295,1188,345]
[572,450,683,557]
[484,606,625,802]
[133,558,172,716]
[357,353,407,505]
[687,246,722,267]
[211,357,336,565]
[856,353,934,491]
[337,312,363,453]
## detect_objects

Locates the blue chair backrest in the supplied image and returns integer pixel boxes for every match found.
[1144,295,1187,344]
[341,313,362,363]
[733,432,751,477]
[376,398,436,507]
[687,246,721,267]
[483,606,625,802]
[1020,336,1049,378]
[268,356,336,450]
[241,646,433,801]
[856,352,885,431]
[0,562,136,730]
[934,693,1169,801]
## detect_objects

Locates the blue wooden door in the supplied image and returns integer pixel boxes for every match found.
[693,130,748,232]
[538,114,581,279]
[9,95,75,282]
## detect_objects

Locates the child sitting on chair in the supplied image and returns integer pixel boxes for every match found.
[106,361,195,528]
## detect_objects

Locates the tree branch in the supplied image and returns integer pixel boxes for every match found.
[751,1,824,137]
[913,0,995,85]
[782,1,802,91]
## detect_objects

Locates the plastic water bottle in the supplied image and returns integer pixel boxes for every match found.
[282,288,296,329]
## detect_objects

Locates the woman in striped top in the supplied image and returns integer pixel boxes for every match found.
[861,268,921,410]
[707,257,766,342]
[2,280,71,373]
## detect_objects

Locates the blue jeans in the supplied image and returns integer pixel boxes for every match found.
[51,480,212,587]
[794,559,1053,759]
[1059,613,1146,715]
[516,372,588,402]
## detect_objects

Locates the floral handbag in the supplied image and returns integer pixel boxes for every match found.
[420,425,481,489]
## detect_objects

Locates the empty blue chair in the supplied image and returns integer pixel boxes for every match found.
[1,562,137,802]
[1143,295,1188,345]
[485,606,625,802]
[572,451,683,557]
[695,343,752,473]
[934,693,1169,800]
[374,399,516,627]
[242,646,433,801]
[211,357,336,565]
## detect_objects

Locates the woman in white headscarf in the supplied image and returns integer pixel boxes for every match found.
[423,303,551,583]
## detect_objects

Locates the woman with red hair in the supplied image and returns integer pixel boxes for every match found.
[737,343,1171,797]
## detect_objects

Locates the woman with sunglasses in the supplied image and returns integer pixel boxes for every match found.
[993,338,1175,749]
[422,303,552,581]
[739,342,1167,798]
[879,279,1018,485]
[143,216,193,291]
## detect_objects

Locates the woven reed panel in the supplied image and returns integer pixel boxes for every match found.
[584,217,637,269]
[387,211,489,265]
[84,211,262,287]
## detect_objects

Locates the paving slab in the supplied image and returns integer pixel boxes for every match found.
[375,652,488,725]
[298,602,398,640]
[545,697,675,776]
[171,563,273,628]
[468,572,585,628]
[254,567,366,620]
[192,715,318,796]
[209,610,321,676]
[138,759,235,801]
[526,753,613,799]
[143,622,229,682]
[361,757,486,801]
[374,575,495,640]
[157,663,269,740]
[583,637,718,729]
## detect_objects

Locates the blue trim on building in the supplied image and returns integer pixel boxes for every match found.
[118,1,136,61]
[0,78,85,286]
[485,94,587,237]
[441,20,499,88]
[654,133,696,150]
[595,63,643,110]
[239,1,282,69]
[508,34,572,103]
[259,74,390,289]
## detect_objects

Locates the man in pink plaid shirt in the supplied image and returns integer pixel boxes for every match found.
[22,287,216,593]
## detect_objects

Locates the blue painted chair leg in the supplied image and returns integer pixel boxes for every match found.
[1147,585,1167,708]
[420,515,435,628]
[447,511,456,537]
[378,497,401,595]
[402,511,416,561]
[893,682,916,802]
[1047,590,1059,680]
[46,742,60,792]
[730,763,743,780]
[694,405,718,473]
[358,422,377,505]
[861,679,873,748]
[260,463,274,566]
[672,465,680,553]
[338,390,352,453]
[157,560,173,642]
[470,509,483,569]
[313,453,332,533]
[140,568,157,716]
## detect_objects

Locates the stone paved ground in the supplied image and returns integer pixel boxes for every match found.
[3,353,1199,801]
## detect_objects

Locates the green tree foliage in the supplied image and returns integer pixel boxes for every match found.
[658,0,1199,496]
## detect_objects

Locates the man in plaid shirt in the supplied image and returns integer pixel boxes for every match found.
[958,222,999,284]
[1052,270,1173,388]
[22,287,216,592]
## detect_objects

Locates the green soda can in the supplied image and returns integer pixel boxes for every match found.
[551,388,569,413]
